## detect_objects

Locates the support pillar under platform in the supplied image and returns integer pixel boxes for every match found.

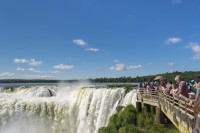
[136,102,142,112]
[156,107,164,124]
[143,103,151,113]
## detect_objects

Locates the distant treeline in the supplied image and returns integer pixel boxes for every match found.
[91,71,200,83]
[0,71,200,83]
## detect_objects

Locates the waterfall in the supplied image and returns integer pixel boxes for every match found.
[0,85,137,133]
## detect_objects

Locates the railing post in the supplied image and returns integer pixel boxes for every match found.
[158,91,160,105]
[172,95,175,112]
[136,101,142,112]
[141,91,143,102]
[184,100,187,112]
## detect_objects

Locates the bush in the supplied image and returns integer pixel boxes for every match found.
[99,105,138,133]
[98,127,108,133]
[108,114,121,130]
[144,113,154,129]
[98,104,180,133]
[116,106,124,112]
[99,124,118,133]
[119,105,137,125]
[138,112,154,129]
[118,125,141,133]
[138,113,145,128]
[148,124,179,133]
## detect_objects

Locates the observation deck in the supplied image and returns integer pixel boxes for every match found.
[136,89,195,133]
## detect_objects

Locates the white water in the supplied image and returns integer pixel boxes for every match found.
[0,85,137,133]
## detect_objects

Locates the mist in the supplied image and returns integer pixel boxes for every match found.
[0,84,137,133]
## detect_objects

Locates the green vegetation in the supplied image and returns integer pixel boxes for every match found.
[1,71,199,83]
[98,105,179,133]
[93,71,200,83]
[106,84,138,94]
[106,84,136,88]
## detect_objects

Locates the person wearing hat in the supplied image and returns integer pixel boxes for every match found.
[190,80,195,85]
[154,75,164,81]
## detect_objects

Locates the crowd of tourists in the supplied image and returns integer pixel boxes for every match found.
[138,75,199,104]
[138,75,200,133]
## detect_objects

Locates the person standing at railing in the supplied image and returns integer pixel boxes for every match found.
[175,75,189,98]
[146,81,154,94]
[164,80,172,95]
[194,78,200,100]
[153,81,160,90]
[138,82,143,88]
[188,92,196,106]
[159,80,166,93]
[189,80,196,93]
[193,91,200,133]
[143,82,148,89]
[170,82,178,97]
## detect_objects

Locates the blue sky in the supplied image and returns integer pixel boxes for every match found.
[0,0,200,79]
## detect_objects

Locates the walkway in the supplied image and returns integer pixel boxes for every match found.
[136,89,195,133]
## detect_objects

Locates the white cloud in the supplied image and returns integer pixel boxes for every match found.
[128,64,143,69]
[16,67,46,73]
[73,39,87,46]
[110,64,127,71]
[165,37,182,44]
[172,0,182,5]
[113,60,119,63]
[33,70,47,73]
[16,67,25,71]
[110,64,142,71]
[169,62,176,66]
[85,48,99,52]
[169,70,174,73]
[0,72,15,79]
[16,74,53,79]
[28,68,35,71]
[51,71,60,74]
[0,72,55,79]
[14,58,43,66]
[0,72,15,77]
[28,59,43,66]
[188,42,200,60]
[54,64,74,69]
[14,59,29,63]
[23,75,53,79]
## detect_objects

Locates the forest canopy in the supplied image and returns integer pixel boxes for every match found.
[0,71,199,83]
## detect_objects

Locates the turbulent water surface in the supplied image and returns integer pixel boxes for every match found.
[0,85,137,133]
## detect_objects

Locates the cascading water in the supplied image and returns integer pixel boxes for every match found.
[0,85,137,133]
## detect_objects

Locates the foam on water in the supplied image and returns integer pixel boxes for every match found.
[0,85,137,133]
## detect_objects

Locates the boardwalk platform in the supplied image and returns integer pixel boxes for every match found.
[136,89,195,133]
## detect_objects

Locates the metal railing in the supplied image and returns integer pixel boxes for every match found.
[137,89,195,133]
